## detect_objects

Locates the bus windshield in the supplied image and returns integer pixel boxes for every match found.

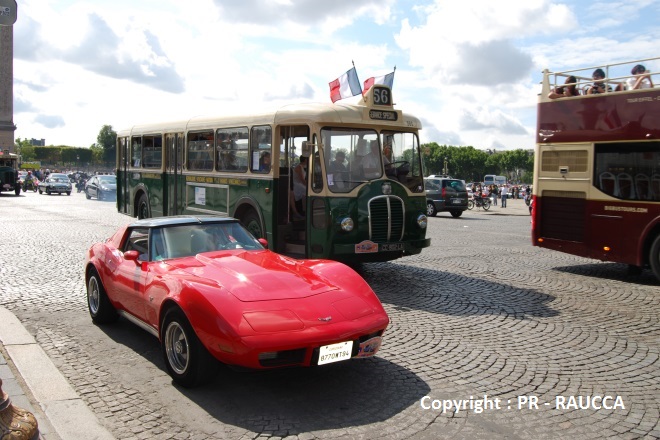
[323,128,422,193]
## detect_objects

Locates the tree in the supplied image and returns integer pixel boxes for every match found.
[97,125,117,164]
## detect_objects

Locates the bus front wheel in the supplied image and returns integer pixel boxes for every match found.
[137,194,151,219]
[241,210,263,239]
[650,235,660,282]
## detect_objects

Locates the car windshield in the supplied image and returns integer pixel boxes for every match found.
[49,176,69,183]
[150,222,264,260]
[98,176,116,184]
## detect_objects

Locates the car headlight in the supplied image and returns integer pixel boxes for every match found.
[417,214,428,229]
[338,216,354,232]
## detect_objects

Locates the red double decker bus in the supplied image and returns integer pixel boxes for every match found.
[532,57,660,282]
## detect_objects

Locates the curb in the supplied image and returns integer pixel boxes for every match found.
[0,307,115,440]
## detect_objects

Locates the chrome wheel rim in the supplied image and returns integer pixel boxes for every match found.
[165,321,189,375]
[88,277,100,314]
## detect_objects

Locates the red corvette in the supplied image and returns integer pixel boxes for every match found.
[85,216,389,387]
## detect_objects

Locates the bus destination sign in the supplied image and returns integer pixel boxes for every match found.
[369,110,398,121]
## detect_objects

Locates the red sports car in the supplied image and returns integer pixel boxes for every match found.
[85,216,389,387]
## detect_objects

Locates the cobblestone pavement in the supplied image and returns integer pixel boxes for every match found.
[0,192,658,439]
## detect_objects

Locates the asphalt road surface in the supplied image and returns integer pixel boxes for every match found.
[0,190,658,439]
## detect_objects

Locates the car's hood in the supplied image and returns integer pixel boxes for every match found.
[167,251,339,301]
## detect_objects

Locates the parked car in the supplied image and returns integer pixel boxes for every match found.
[85,175,117,201]
[84,215,389,387]
[424,177,469,217]
[38,173,72,195]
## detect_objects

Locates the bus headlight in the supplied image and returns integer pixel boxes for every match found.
[416,214,428,229]
[338,217,354,232]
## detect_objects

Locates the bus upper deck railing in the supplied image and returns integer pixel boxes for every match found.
[540,56,659,101]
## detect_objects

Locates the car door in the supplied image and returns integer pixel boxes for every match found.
[112,227,151,322]
[88,176,98,198]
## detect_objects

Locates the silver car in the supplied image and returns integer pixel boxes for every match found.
[38,173,72,195]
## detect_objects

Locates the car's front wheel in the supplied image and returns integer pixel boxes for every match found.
[426,201,437,217]
[87,268,119,324]
[161,308,217,388]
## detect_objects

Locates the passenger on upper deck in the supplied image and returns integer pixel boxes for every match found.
[626,64,654,90]
[548,75,580,99]
[586,68,612,95]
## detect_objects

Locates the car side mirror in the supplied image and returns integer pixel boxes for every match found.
[258,238,268,248]
[124,250,140,262]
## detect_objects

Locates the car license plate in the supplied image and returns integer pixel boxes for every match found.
[318,341,353,365]
[452,199,462,204]
[380,243,405,252]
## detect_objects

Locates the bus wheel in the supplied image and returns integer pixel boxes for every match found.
[137,194,151,219]
[241,210,263,239]
[650,235,660,282]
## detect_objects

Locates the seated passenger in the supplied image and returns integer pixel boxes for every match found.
[328,151,348,189]
[626,64,654,90]
[548,76,580,99]
[586,69,611,95]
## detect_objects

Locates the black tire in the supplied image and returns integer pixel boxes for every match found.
[161,308,217,388]
[450,210,462,218]
[426,201,437,217]
[241,210,264,239]
[66,191,71,196]
[46,189,51,195]
[86,191,91,200]
[38,188,42,194]
[87,268,119,324]
[467,200,474,210]
[14,186,20,195]
[650,235,660,283]
[482,200,491,211]
[137,193,150,219]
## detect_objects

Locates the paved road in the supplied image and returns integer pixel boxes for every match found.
[0,191,658,439]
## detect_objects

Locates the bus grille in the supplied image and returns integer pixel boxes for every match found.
[368,196,405,242]
[540,191,586,242]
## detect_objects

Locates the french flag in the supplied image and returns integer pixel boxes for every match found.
[363,71,395,95]
[329,67,362,103]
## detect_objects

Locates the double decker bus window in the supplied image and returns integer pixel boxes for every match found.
[594,142,660,201]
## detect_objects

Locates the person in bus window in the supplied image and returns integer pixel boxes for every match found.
[586,69,611,95]
[548,75,580,99]
[626,64,653,90]
[328,151,348,189]
[258,151,271,172]
[292,156,308,216]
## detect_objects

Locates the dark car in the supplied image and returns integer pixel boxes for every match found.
[85,175,116,201]
[425,177,468,218]
[38,173,72,195]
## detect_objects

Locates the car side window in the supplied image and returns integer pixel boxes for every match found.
[124,228,150,261]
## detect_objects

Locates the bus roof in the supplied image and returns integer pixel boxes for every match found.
[118,87,422,137]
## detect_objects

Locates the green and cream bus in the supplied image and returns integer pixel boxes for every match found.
[116,85,430,263]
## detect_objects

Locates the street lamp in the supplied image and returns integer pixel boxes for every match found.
[443,157,448,176]
[77,155,80,171]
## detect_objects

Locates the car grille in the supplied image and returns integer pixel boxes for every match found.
[368,195,405,242]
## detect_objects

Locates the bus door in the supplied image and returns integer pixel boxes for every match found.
[278,126,310,257]
[165,133,184,216]
[118,137,130,214]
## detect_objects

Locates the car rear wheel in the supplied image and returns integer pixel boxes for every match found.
[87,268,119,324]
[450,210,463,218]
[426,201,437,217]
[161,308,217,388]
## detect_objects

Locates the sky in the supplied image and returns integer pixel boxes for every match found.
[10,0,660,151]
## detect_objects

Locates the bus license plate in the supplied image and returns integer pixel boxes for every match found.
[380,243,405,252]
[318,341,353,365]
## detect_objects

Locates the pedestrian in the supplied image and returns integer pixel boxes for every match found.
[491,184,498,206]
[501,185,508,208]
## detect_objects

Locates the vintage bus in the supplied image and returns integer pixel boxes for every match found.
[0,151,21,196]
[484,175,506,187]
[116,85,430,263]
[532,57,660,281]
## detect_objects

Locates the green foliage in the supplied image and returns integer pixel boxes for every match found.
[422,143,534,183]
[97,125,117,163]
